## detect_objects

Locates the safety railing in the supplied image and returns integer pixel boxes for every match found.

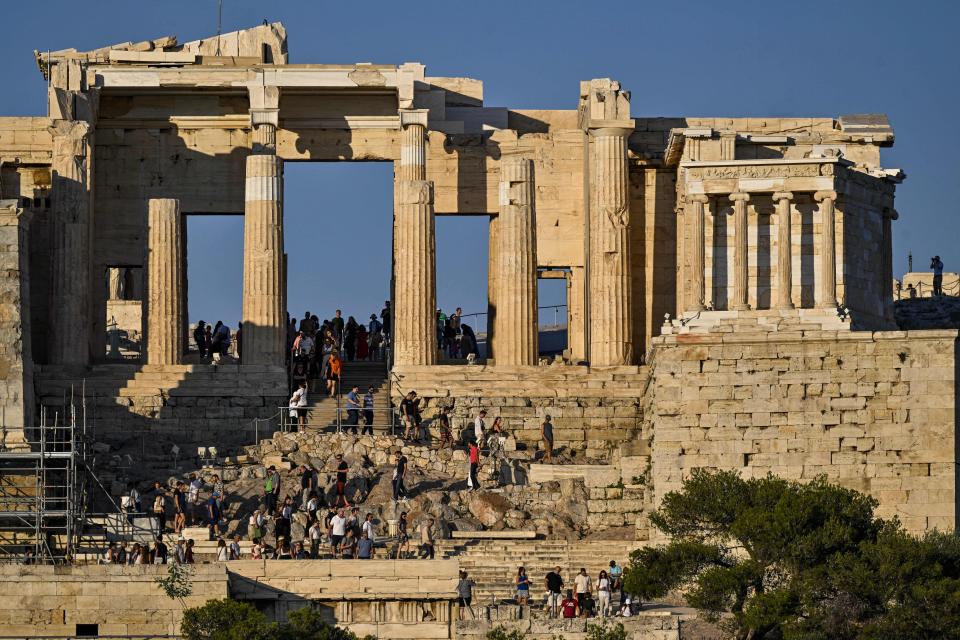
[459,303,569,330]
[896,278,960,299]
[279,405,403,436]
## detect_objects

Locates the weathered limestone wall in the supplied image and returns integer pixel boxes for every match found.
[0,564,228,637]
[645,330,958,533]
[393,365,648,459]
[0,201,32,448]
[229,558,458,639]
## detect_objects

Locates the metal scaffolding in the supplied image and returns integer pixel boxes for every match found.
[0,392,90,563]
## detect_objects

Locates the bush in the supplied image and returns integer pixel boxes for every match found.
[181,599,273,640]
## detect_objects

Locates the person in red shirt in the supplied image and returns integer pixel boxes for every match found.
[467,442,481,491]
[560,589,579,619]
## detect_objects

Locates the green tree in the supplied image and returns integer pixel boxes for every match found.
[280,606,371,640]
[180,599,274,640]
[585,620,628,640]
[485,626,528,640]
[155,562,193,607]
[624,470,960,640]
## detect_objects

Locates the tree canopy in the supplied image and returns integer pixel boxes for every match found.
[180,600,370,640]
[624,469,960,640]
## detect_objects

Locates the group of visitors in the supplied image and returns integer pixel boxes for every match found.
[436,307,480,359]
[541,562,628,619]
[100,536,173,565]
[192,320,239,360]
[122,474,224,539]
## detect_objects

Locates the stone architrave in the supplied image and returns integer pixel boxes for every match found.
[815,190,838,309]
[241,121,286,365]
[494,155,538,365]
[146,199,184,365]
[729,192,751,311]
[773,192,795,310]
[589,126,634,365]
[687,195,708,312]
[393,110,436,366]
[48,120,91,365]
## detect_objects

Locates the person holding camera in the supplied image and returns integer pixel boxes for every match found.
[932,256,944,296]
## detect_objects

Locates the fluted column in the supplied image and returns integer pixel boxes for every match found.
[882,208,898,323]
[495,156,538,365]
[729,192,751,311]
[688,195,708,312]
[394,110,436,365]
[486,215,499,360]
[774,192,795,310]
[241,122,285,365]
[589,127,633,365]
[815,190,838,309]
[48,120,91,365]
[146,199,184,365]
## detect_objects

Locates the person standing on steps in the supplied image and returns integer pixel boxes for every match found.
[331,309,345,347]
[357,529,373,559]
[418,517,436,559]
[467,441,481,491]
[541,415,554,462]
[392,450,408,502]
[362,386,375,435]
[380,301,391,342]
[308,518,323,559]
[400,391,422,441]
[193,321,207,359]
[436,406,454,450]
[289,381,308,431]
[325,352,342,398]
[298,464,314,510]
[516,566,530,605]
[545,566,564,618]
[472,410,486,446]
[333,453,352,508]
[345,385,361,434]
[597,569,611,617]
[574,567,593,618]
[457,570,476,620]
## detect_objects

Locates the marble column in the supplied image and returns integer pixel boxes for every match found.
[688,195,708,312]
[882,208,898,323]
[48,120,91,365]
[729,192,751,311]
[241,122,286,365]
[393,110,436,365]
[0,201,33,449]
[589,127,633,366]
[814,190,838,309]
[495,155,538,365]
[774,192,795,310]
[146,199,183,365]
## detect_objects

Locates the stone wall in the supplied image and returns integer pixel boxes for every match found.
[392,365,649,460]
[0,564,228,637]
[644,329,958,533]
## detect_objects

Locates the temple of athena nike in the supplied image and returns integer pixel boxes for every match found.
[0,22,955,639]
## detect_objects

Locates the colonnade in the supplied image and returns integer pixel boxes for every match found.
[682,190,839,314]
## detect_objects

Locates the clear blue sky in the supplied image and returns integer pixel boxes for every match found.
[2,1,956,327]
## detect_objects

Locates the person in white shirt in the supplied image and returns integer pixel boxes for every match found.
[597,570,611,617]
[574,568,592,618]
[289,381,308,430]
[362,513,376,541]
[309,520,324,559]
[216,538,229,562]
[187,474,203,526]
[329,508,348,556]
[473,410,486,445]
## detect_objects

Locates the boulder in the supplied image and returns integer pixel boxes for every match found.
[467,491,514,527]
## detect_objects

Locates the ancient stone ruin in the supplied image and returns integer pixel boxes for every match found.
[0,21,954,640]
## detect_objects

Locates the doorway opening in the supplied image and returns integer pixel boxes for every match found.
[538,270,569,357]
[185,214,243,359]
[103,265,143,359]
[435,215,489,361]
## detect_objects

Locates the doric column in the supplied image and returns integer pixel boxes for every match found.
[882,208,898,323]
[729,192,751,311]
[495,155,538,365]
[146,199,184,365]
[0,201,33,449]
[688,195,708,312]
[241,119,286,365]
[48,120,91,365]
[589,126,634,365]
[394,109,436,365]
[814,190,838,309]
[774,192,795,310]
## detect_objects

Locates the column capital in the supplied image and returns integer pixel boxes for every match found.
[772,191,794,202]
[588,123,635,138]
[688,194,709,204]
[884,207,899,221]
[814,190,837,202]
[729,192,750,203]
[399,109,429,129]
[250,109,279,130]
